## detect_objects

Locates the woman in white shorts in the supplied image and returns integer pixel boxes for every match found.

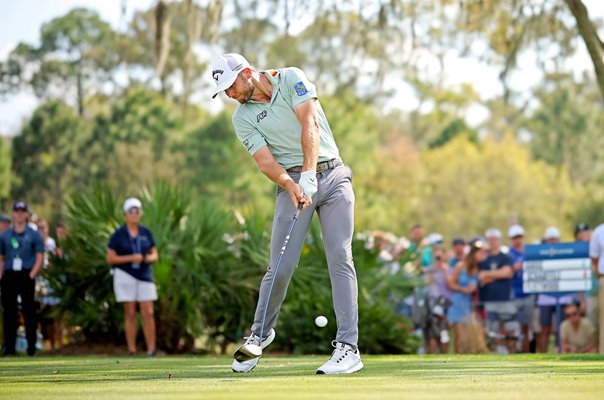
[106,198,159,355]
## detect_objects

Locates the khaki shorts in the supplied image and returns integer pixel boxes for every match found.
[113,268,158,303]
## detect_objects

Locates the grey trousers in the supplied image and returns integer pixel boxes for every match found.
[251,164,359,347]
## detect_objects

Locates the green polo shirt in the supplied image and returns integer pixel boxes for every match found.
[232,67,340,169]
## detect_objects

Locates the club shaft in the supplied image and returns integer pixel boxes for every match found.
[258,203,303,342]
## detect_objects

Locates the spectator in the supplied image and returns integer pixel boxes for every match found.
[478,228,516,354]
[448,238,466,269]
[537,226,582,353]
[36,220,62,352]
[424,245,451,354]
[54,223,68,259]
[407,224,432,269]
[575,224,598,323]
[508,224,533,353]
[106,198,159,356]
[575,223,591,242]
[0,201,44,356]
[560,304,596,353]
[589,221,604,354]
[0,214,11,233]
[447,238,486,353]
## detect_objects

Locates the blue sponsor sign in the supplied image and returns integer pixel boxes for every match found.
[523,242,591,293]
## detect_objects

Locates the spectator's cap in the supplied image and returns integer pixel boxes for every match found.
[427,233,444,245]
[574,223,590,236]
[485,228,502,239]
[469,237,485,250]
[508,224,525,238]
[0,214,11,223]
[12,201,28,212]
[211,53,250,99]
[123,197,142,213]
[544,226,560,240]
[452,237,465,246]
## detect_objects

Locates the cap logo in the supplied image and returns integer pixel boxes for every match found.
[212,69,224,81]
[233,63,244,72]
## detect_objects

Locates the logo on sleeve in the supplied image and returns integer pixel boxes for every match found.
[294,81,308,96]
[256,110,268,123]
[243,139,253,151]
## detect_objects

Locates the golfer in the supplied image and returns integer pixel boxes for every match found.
[106,198,158,356]
[212,53,361,374]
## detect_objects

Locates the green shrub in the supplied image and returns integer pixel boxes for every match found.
[49,182,417,354]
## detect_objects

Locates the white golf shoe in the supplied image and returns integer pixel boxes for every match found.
[316,341,364,375]
[232,329,276,373]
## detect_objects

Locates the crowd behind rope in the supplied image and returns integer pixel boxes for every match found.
[368,223,603,355]
[1,199,603,356]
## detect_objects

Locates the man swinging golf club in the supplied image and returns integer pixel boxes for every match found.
[212,53,362,374]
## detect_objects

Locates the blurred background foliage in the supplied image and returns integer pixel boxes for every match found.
[1,0,604,352]
[47,183,417,353]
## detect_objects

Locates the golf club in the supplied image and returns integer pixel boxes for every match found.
[235,202,304,361]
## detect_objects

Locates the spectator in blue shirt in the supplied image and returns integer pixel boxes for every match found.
[106,198,159,356]
[0,201,44,356]
[479,228,516,354]
[508,224,533,353]
[448,237,466,269]
[0,214,11,233]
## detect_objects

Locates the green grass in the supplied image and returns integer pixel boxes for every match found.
[1,354,603,400]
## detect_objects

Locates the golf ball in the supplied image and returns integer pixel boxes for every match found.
[315,316,328,328]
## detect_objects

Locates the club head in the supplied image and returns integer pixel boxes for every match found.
[234,344,262,362]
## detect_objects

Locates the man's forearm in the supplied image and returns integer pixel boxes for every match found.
[259,160,296,189]
[297,100,320,172]
[301,120,320,172]
[30,253,44,278]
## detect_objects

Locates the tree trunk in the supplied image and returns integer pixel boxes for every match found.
[155,0,171,95]
[564,0,604,102]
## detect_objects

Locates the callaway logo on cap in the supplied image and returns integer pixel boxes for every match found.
[211,53,251,98]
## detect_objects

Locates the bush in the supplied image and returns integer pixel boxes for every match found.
[49,182,417,354]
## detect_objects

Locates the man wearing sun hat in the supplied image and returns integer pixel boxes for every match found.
[0,201,45,356]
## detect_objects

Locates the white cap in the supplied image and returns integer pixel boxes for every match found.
[485,228,502,239]
[544,226,560,240]
[211,53,250,98]
[508,224,525,238]
[123,197,142,213]
[427,233,444,245]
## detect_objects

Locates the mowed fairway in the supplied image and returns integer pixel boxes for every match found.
[1,354,603,400]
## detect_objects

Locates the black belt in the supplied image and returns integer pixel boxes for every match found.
[287,159,342,173]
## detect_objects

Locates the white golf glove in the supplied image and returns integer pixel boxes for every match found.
[299,171,318,199]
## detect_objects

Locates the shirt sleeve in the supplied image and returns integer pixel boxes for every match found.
[283,67,318,108]
[33,231,45,253]
[108,230,119,251]
[0,234,5,256]
[589,231,600,258]
[584,319,595,337]
[146,228,156,248]
[232,110,267,157]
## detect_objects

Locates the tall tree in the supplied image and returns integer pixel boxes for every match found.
[564,0,604,101]
[0,8,119,115]
[0,138,10,205]
[11,101,87,220]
